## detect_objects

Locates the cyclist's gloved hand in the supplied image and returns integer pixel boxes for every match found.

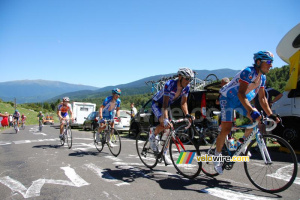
[99,119,105,123]
[163,118,170,127]
[185,114,192,119]
[268,114,277,121]
[250,110,261,121]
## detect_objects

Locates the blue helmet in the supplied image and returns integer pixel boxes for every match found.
[253,51,274,62]
[112,88,121,95]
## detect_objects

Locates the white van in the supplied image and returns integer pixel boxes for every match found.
[71,102,96,128]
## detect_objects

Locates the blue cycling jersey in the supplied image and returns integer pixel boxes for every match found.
[219,66,266,102]
[219,66,266,122]
[102,96,121,119]
[152,79,190,106]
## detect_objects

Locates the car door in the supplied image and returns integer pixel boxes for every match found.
[85,112,94,129]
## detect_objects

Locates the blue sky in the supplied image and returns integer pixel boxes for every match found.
[0,0,299,87]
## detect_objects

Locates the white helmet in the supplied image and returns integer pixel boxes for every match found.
[63,97,70,102]
[178,68,194,79]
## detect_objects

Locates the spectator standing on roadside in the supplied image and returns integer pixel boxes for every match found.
[216,77,230,105]
[9,114,13,127]
[126,103,137,118]
[1,112,9,128]
[0,111,9,129]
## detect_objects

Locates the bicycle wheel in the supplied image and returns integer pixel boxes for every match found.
[21,123,25,130]
[136,131,158,169]
[244,134,298,193]
[94,131,104,152]
[169,136,202,179]
[66,127,72,149]
[175,125,193,145]
[107,128,121,157]
[198,140,220,177]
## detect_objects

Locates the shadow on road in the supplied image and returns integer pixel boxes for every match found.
[68,151,105,157]
[1,132,17,134]
[96,164,282,199]
[32,144,64,149]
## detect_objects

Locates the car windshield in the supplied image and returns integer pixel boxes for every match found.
[119,111,129,118]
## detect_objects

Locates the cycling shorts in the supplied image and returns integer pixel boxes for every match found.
[151,101,172,121]
[60,115,69,124]
[219,95,247,122]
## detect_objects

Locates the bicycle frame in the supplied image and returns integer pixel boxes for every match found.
[99,119,113,141]
[155,118,191,163]
[63,120,70,131]
[212,118,277,167]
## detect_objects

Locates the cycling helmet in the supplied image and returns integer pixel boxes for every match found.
[39,111,42,113]
[177,68,195,79]
[112,88,121,95]
[15,110,18,113]
[63,97,70,102]
[253,51,274,62]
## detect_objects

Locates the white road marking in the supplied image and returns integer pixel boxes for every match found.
[13,140,32,144]
[201,188,274,200]
[60,166,90,187]
[0,141,12,145]
[0,166,89,198]
[267,163,300,185]
[105,155,122,162]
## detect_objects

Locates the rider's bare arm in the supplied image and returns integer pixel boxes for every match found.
[99,105,104,119]
[163,95,170,120]
[258,87,272,116]
[181,96,189,116]
[116,107,120,118]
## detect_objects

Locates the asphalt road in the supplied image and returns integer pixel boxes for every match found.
[0,124,299,200]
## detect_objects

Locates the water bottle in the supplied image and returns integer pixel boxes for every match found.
[228,137,236,151]
[161,129,170,146]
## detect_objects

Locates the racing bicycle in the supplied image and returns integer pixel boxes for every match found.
[194,115,298,193]
[60,119,72,149]
[93,119,122,157]
[136,113,201,179]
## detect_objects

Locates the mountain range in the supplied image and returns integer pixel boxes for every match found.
[0,69,239,103]
[0,80,98,103]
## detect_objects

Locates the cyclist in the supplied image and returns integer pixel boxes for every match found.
[37,111,44,128]
[95,88,121,147]
[150,68,194,165]
[214,51,280,175]
[57,97,73,139]
[13,110,21,131]
[21,114,27,127]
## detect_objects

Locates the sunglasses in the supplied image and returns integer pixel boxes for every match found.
[261,60,273,65]
[184,77,193,82]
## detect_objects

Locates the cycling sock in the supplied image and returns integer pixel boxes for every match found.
[215,151,221,156]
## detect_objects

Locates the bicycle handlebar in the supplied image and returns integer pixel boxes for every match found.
[238,117,278,131]
[171,118,191,130]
